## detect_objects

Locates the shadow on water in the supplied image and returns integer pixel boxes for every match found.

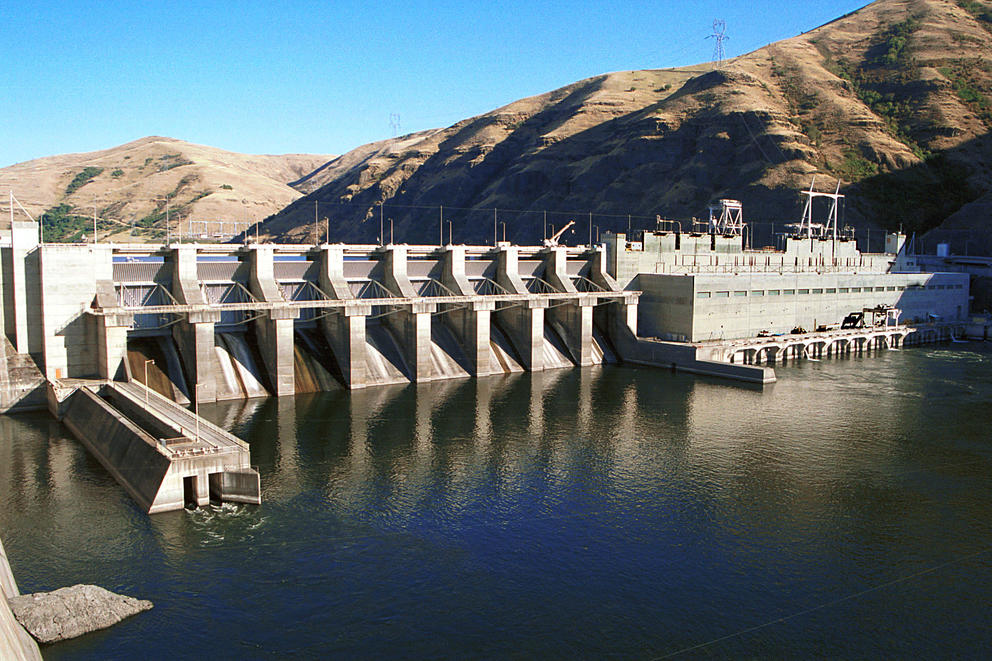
[2,348,992,658]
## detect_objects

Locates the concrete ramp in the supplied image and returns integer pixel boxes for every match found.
[54,381,261,513]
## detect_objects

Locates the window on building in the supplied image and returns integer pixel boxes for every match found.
[876,286,886,292]
[798,289,810,295]
[783,289,795,295]
[734,291,747,297]
[897,286,905,291]
[715,291,730,298]
[812,288,823,294]
[768,290,781,296]
[839,287,849,293]
[825,288,836,294]
[850,287,861,293]
[751,290,764,296]
[886,286,896,291]
[696,291,711,299]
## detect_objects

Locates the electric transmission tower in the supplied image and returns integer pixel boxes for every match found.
[707,19,729,68]
[389,113,401,137]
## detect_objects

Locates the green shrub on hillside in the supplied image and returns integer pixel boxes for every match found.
[40,203,115,242]
[65,167,104,195]
[957,1,992,24]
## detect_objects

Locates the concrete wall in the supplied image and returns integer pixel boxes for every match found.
[0,536,42,661]
[60,387,174,512]
[637,271,970,341]
[38,244,115,380]
[209,470,262,504]
[604,231,898,288]
[631,274,694,341]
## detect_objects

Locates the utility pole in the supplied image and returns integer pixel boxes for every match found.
[588,211,593,247]
[314,200,319,245]
[493,208,498,246]
[93,204,98,244]
[440,205,444,246]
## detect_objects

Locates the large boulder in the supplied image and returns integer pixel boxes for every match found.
[7,584,152,644]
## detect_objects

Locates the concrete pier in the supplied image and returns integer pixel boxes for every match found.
[170,246,222,403]
[317,245,371,388]
[378,246,436,381]
[440,246,495,377]
[495,245,548,370]
[247,245,299,396]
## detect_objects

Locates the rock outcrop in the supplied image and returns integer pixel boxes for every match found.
[8,584,152,644]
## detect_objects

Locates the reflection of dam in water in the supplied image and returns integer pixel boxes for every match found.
[39,241,643,402]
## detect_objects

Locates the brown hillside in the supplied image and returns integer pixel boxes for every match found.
[0,137,333,241]
[264,0,992,252]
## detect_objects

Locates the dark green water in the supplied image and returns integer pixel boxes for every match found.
[2,345,992,658]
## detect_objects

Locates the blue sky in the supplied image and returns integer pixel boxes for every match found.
[1,1,870,167]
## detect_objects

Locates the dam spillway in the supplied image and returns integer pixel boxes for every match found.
[12,238,640,403]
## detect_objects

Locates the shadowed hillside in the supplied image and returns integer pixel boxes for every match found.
[261,0,992,250]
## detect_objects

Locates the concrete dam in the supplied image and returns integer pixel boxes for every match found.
[4,233,639,404]
[0,218,775,513]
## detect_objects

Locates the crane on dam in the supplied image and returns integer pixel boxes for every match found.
[544,220,575,247]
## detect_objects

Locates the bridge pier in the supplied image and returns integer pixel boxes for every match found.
[247,245,299,396]
[379,246,435,381]
[169,246,222,402]
[94,282,132,380]
[317,246,369,388]
[495,246,548,371]
[441,246,495,376]
[543,248,594,366]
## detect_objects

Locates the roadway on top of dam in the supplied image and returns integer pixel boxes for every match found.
[89,290,637,317]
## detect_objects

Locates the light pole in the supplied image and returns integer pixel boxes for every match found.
[500,222,506,243]
[93,203,98,244]
[144,359,155,410]
[194,382,201,443]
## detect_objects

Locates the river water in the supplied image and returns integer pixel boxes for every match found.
[2,345,991,658]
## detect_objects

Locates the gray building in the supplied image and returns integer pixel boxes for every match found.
[604,229,969,342]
